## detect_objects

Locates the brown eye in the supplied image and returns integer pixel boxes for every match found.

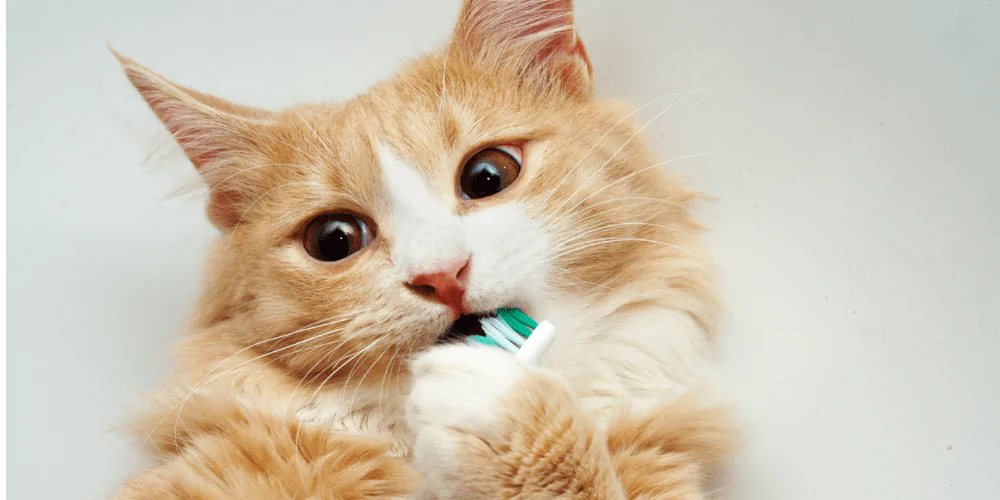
[303,214,373,262]
[460,147,522,199]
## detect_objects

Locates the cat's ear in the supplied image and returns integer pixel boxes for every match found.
[112,49,275,229]
[452,0,593,96]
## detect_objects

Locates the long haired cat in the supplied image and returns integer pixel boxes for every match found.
[113,0,735,497]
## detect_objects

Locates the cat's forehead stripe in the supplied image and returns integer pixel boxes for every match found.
[376,141,441,212]
[376,141,469,277]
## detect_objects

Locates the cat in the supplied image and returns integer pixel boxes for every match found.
[113,0,736,498]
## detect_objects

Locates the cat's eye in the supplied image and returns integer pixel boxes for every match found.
[303,214,373,262]
[459,146,522,200]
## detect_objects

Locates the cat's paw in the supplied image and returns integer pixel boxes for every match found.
[405,345,616,499]
[405,344,527,437]
[405,344,535,498]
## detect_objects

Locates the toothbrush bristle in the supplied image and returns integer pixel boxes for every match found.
[482,316,526,347]
[468,308,541,354]
[498,308,539,330]
[467,335,498,347]
[467,309,553,365]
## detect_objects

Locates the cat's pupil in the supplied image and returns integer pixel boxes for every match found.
[468,162,503,197]
[303,214,371,262]
[318,222,354,260]
[459,147,521,200]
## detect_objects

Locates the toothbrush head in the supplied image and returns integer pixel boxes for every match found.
[467,308,555,365]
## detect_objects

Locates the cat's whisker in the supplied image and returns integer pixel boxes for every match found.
[240,123,328,167]
[546,202,670,243]
[139,310,369,452]
[281,322,383,418]
[532,89,715,212]
[167,320,360,451]
[293,334,391,462]
[292,108,339,166]
[546,153,712,229]
[205,163,311,197]
[337,335,391,403]
[346,341,393,422]
[556,268,636,296]
[548,195,701,232]
[232,320,369,389]
[394,341,416,414]
[166,312,376,444]
[439,35,454,114]
[208,313,372,383]
[538,93,698,227]
[295,332,384,407]
[704,483,734,497]
[378,345,403,424]
[550,221,690,252]
[544,236,694,263]
[224,180,315,250]
[545,210,666,247]
[287,331,386,493]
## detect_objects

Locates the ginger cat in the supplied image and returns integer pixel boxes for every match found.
[113,0,735,498]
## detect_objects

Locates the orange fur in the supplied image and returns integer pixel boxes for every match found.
[116,392,415,499]
[113,0,736,497]
[607,397,738,499]
[453,373,626,498]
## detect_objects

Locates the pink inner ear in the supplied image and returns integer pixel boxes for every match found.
[116,53,265,230]
[206,189,244,230]
[157,102,234,170]
[517,0,575,58]
[457,0,592,91]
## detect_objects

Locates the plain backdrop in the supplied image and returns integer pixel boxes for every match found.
[7,1,999,498]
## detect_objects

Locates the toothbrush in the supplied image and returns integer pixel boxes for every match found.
[466,308,555,365]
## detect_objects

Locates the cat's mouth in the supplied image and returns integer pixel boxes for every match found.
[435,313,488,345]
[435,302,533,345]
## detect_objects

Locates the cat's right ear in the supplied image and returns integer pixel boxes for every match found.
[112,49,275,229]
[452,0,593,96]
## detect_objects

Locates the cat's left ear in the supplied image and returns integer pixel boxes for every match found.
[112,49,277,229]
[452,0,593,96]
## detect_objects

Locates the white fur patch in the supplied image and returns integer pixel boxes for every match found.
[461,203,551,313]
[377,143,469,278]
[293,384,410,456]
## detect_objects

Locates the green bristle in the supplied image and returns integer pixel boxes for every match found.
[497,308,537,337]
[467,335,498,347]
[506,308,539,329]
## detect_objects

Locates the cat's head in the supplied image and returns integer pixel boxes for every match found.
[117,0,709,381]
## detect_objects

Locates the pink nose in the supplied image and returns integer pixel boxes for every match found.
[409,257,470,315]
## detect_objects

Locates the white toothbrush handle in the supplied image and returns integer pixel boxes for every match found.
[515,320,555,365]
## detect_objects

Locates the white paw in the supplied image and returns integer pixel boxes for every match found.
[405,344,530,497]
[405,344,527,437]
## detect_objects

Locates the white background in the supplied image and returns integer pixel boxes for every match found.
[7,1,999,498]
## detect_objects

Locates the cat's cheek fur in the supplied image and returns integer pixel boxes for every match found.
[461,202,551,312]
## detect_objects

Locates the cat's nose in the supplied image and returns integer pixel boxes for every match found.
[409,257,470,315]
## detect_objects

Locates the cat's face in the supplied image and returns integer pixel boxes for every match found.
[117,0,702,381]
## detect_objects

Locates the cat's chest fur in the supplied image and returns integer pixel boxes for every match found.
[293,383,412,455]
